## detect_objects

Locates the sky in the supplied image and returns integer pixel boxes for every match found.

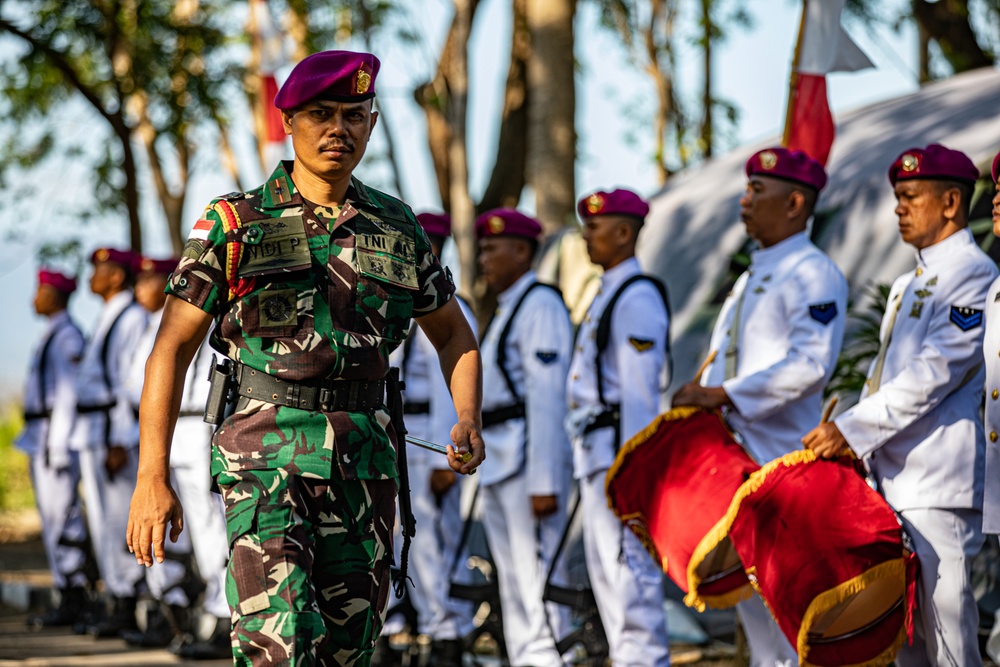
[0,0,926,393]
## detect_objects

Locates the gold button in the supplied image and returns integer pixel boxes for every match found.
[991,432,998,443]
[570,401,578,409]
[915,267,923,276]
[993,389,999,400]
[572,374,579,381]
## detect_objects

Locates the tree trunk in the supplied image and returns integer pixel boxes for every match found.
[644,0,678,184]
[111,114,143,253]
[911,0,992,74]
[448,0,477,301]
[699,0,714,159]
[525,0,577,235]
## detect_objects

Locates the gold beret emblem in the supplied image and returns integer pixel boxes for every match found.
[140,258,154,272]
[759,150,778,170]
[356,68,371,95]
[488,216,505,234]
[901,153,919,172]
[585,194,605,215]
[95,248,109,262]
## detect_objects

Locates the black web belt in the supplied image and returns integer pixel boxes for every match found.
[481,402,526,429]
[583,404,620,434]
[403,401,430,415]
[23,409,52,421]
[76,401,116,415]
[234,364,385,413]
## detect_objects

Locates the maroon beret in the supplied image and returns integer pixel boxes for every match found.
[577,189,649,221]
[992,150,1000,184]
[475,208,542,241]
[134,256,179,276]
[888,144,979,186]
[274,50,380,110]
[38,269,77,295]
[746,148,828,192]
[417,212,452,238]
[91,247,139,271]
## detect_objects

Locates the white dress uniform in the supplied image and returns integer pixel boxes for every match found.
[69,290,148,599]
[479,271,574,667]
[565,256,671,667]
[15,310,89,591]
[701,230,847,666]
[124,308,230,620]
[387,296,476,641]
[834,228,997,666]
[984,274,1000,535]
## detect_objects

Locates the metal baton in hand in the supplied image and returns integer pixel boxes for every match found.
[405,435,477,475]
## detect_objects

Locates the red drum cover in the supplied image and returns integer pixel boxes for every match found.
[606,407,760,610]
[727,450,917,667]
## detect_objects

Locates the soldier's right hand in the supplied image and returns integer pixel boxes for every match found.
[126,476,184,567]
[449,419,485,475]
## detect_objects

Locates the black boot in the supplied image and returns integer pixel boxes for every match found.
[86,596,138,638]
[371,634,404,667]
[27,587,87,630]
[175,616,231,660]
[429,638,464,667]
[120,603,177,647]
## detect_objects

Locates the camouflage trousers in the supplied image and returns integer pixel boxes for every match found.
[216,468,396,666]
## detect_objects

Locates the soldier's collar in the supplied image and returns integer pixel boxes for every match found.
[348,176,381,210]
[262,161,298,209]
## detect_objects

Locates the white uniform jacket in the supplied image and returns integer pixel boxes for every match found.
[390,297,477,469]
[566,257,671,480]
[702,231,848,464]
[16,311,85,466]
[981,274,1000,532]
[836,228,997,512]
[70,291,148,451]
[124,308,215,463]
[479,271,574,493]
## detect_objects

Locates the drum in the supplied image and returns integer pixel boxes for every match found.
[726,450,917,667]
[606,407,760,610]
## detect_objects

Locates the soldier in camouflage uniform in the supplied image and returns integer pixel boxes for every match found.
[125,50,485,667]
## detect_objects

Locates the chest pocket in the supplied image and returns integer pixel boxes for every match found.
[352,214,419,341]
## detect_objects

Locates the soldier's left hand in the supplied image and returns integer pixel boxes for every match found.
[531,495,558,518]
[671,382,731,410]
[430,468,457,497]
[105,445,128,477]
[802,422,852,459]
[449,420,485,475]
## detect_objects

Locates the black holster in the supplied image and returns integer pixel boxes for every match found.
[204,355,235,426]
[386,367,415,598]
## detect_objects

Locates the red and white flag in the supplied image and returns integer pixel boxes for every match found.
[784,0,873,165]
[249,0,289,166]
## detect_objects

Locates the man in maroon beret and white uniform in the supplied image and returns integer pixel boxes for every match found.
[805,144,997,665]
[674,147,848,666]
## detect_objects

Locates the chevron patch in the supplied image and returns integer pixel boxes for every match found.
[535,351,559,364]
[950,306,983,331]
[629,337,655,352]
[809,302,838,325]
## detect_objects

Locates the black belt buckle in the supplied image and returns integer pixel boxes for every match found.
[318,387,333,411]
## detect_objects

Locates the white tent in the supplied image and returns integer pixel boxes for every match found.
[638,67,1000,392]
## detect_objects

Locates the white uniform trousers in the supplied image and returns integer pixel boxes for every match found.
[30,451,88,590]
[481,472,569,667]
[735,593,796,667]
[78,445,145,598]
[406,457,473,639]
[580,469,670,667]
[896,508,983,667]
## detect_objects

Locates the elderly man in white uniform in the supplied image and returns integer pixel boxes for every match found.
[805,144,997,666]
[120,256,231,658]
[17,269,90,628]
[673,148,847,667]
[476,207,574,667]
[566,189,671,667]
[383,212,475,666]
[70,247,149,637]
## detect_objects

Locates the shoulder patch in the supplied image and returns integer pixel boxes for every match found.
[950,306,983,332]
[629,337,655,353]
[535,351,559,364]
[187,217,214,242]
[809,302,838,325]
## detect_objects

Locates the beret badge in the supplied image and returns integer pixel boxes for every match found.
[356,68,371,95]
[95,248,110,262]
[488,216,505,234]
[141,258,154,272]
[585,193,605,215]
[901,153,919,172]
[759,150,778,170]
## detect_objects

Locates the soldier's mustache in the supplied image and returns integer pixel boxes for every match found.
[320,141,353,152]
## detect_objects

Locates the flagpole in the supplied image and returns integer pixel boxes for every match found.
[782,0,809,147]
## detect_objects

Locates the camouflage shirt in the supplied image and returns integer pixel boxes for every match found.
[167,162,455,480]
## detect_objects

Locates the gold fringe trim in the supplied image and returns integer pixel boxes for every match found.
[685,449,819,611]
[604,405,701,509]
[798,558,906,667]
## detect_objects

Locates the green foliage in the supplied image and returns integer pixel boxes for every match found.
[0,404,34,512]
[826,283,891,399]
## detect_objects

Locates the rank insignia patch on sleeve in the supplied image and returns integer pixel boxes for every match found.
[950,306,983,331]
[629,337,655,352]
[809,302,838,325]
[535,351,559,364]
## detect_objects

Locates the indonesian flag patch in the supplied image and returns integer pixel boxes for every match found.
[188,217,214,242]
